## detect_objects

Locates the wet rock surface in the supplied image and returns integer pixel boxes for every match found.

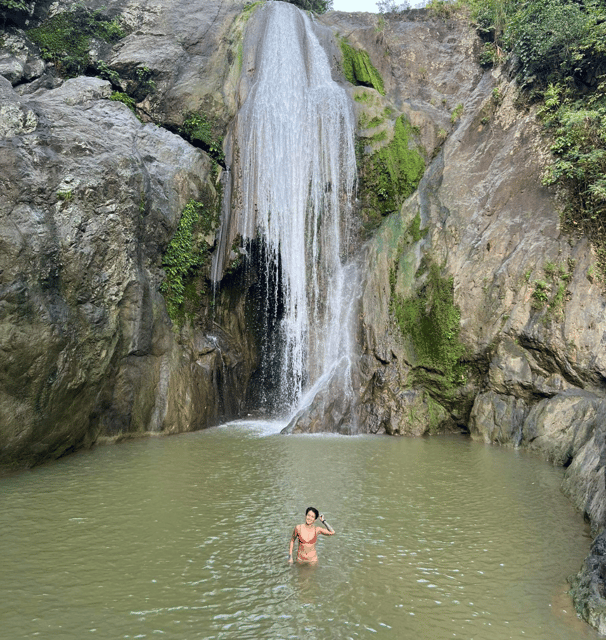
[570,531,606,635]
[0,61,254,470]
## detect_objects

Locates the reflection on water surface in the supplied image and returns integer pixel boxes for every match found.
[0,421,597,639]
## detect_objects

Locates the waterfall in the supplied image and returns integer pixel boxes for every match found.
[213,1,359,427]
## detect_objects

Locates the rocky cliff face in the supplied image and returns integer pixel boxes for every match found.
[0,0,603,514]
[0,0,257,471]
[327,9,606,530]
[321,8,605,629]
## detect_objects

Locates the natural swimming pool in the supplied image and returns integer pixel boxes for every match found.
[0,420,598,639]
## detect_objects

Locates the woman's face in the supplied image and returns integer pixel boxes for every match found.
[305,510,317,525]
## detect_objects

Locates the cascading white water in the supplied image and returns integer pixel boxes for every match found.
[215,1,359,423]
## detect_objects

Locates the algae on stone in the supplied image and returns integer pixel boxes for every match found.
[339,38,385,95]
[359,115,426,227]
[392,261,466,389]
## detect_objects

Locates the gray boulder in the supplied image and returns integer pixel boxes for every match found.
[0,72,253,469]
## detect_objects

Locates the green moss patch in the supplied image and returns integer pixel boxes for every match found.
[340,39,385,95]
[28,7,124,77]
[160,199,219,325]
[110,91,137,114]
[359,115,425,228]
[391,261,466,389]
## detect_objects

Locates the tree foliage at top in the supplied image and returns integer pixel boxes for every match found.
[377,0,411,13]
[459,0,606,272]
[284,0,333,13]
[504,0,606,89]
[461,0,606,89]
[0,0,31,26]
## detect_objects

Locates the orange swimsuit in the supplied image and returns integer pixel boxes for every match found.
[294,525,317,545]
[293,525,318,562]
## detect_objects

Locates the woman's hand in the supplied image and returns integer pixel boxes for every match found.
[288,554,293,564]
[319,514,334,534]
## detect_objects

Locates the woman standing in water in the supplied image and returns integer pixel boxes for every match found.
[288,507,335,564]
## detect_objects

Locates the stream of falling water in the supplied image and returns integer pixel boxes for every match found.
[214,1,358,419]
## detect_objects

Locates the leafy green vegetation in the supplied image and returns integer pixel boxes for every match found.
[284,0,333,13]
[424,0,467,18]
[359,115,425,227]
[446,0,606,274]
[0,0,28,12]
[505,0,606,90]
[530,260,573,314]
[56,189,73,202]
[354,91,374,104]
[131,66,156,100]
[110,91,138,116]
[180,112,225,166]
[539,84,606,248]
[27,7,124,77]
[391,260,466,388]
[0,0,30,26]
[160,200,219,324]
[340,39,386,96]
[450,103,464,123]
[359,112,387,129]
[456,0,606,90]
[531,279,550,309]
[377,0,411,12]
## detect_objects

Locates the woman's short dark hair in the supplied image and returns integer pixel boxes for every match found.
[306,506,319,519]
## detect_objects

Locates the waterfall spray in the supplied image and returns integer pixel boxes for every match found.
[214,1,359,427]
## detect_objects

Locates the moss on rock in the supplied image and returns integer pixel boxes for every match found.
[391,261,466,390]
[340,38,385,95]
[359,115,425,228]
[28,7,124,77]
[160,197,219,325]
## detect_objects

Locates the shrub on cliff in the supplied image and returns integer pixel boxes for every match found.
[161,200,219,325]
[462,0,606,90]
[461,0,606,273]
[539,83,606,256]
[504,0,606,89]
[27,6,124,77]
[179,112,225,166]
[284,0,333,14]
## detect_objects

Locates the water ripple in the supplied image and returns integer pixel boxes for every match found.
[0,430,597,639]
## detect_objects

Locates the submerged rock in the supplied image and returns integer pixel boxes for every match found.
[570,531,606,635]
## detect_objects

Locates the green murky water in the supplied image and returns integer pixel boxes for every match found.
[0,421,598,639]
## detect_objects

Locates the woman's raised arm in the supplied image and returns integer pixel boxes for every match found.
[319,515,335,535]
